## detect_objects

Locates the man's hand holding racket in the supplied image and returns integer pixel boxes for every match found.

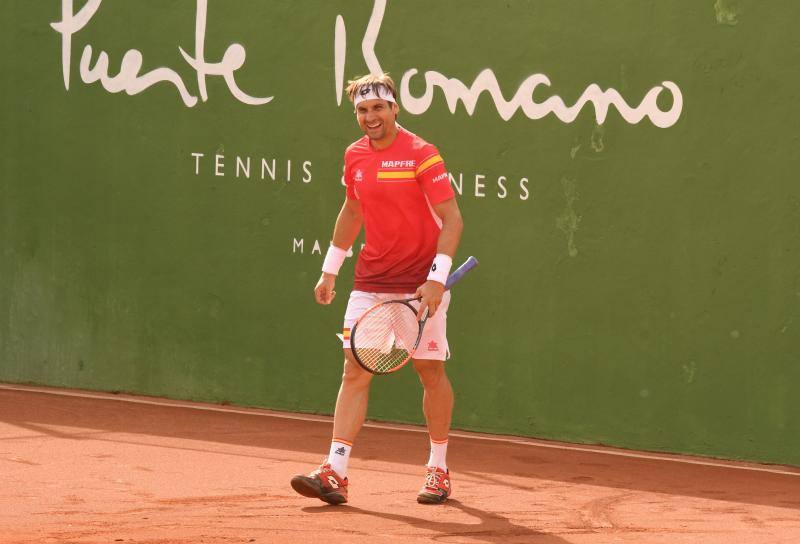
[314,272,337,305]
[414,280,445,320]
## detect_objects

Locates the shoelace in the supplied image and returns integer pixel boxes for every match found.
[311,461,330,478]
[425,470,441,489]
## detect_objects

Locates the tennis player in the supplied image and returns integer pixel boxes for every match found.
[290,73,463,505]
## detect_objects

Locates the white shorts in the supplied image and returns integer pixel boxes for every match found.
[341,290,451,361]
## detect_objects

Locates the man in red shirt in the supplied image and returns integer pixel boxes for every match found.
[290,73,463,505]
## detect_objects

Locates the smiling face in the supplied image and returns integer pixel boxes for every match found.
[356,98,399,150]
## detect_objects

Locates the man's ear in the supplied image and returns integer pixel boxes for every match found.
[392,102,400,118]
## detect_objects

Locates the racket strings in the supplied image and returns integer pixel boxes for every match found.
[353,303,420,374]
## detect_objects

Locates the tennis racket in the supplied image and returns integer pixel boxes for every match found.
[350,256,479,375]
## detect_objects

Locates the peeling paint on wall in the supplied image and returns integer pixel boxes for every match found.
[556,177,581,258]
[714,0,740,26]
[682,362,697,384]
[590,124,605,153]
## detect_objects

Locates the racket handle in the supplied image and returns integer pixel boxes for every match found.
[445,256,479,290]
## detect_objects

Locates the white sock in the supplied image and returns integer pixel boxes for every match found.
[327,440,352,478]
[427,438,448,471]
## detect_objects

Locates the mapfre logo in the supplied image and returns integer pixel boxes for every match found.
[431,172,448,183]
[381,159,416,168]
[354,169,363,182]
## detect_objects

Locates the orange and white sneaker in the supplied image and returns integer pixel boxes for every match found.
[417,466,451,504]
[290,462,348,505]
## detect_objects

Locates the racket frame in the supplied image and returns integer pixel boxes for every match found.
[349,256,478,375]
[350,297,426,375]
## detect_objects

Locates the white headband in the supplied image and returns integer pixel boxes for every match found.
[353,85,396,106]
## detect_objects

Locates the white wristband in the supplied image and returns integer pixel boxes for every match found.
[322,244,347,275]
[426,253,452,285]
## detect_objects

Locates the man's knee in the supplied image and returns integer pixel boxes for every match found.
[341,349,373,387]
[413,359,446,388]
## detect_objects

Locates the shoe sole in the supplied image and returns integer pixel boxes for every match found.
[290,475,347,505]
[417,491,448,504]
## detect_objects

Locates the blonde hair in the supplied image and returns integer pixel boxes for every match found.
[345,73,397,104]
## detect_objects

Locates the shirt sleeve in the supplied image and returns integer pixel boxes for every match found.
[416,145,455,204]
[343,152,359,200]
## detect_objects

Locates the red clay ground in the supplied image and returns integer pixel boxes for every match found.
[0,385,798,544]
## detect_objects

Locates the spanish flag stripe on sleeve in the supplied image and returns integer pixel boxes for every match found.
[416,154,443,176]
[343,328,351,340]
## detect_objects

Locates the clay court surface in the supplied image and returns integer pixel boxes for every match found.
[1,385,798,544]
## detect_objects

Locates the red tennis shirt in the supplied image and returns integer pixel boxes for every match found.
[344,125,455,293]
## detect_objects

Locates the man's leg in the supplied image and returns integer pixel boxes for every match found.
[330,349,373,454]
[413,359,454,442]
[413,359,454,504]
[290,349,372,504]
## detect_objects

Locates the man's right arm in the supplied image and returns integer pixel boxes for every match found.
[314,197,363,305]
[331,197,363,251]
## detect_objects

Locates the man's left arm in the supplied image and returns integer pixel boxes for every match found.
[415,197,464,319]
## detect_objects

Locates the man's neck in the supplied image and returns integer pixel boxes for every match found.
[370,126,399,151]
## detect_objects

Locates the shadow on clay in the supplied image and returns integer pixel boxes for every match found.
[301,498,570,544]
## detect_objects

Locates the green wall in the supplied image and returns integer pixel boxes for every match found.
[2,1,799,465]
